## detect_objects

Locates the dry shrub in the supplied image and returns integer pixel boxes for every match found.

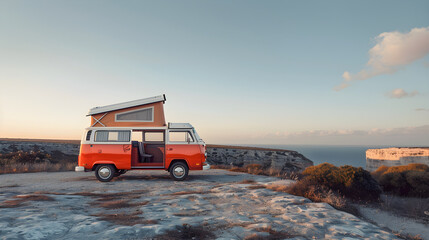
[265,164,379,215]
[394,233,424,240]
[238,179,256,184]
[212,164,302,180]
[372,165,389,180]
[266,183,289,192]
[210,165,230,170]
[223,164,264,175]
[230,167,246,172]
[247,185,266,190]
[0,194,55,208]
[302,163,381,202]
[283,179,346,210]
[0,150,52,165]
[245,164,264,175]
[0,162,75,174]
[0,149,77,174]
[375,164,428,177]
[372,164,429,197]
[153,224,215,240]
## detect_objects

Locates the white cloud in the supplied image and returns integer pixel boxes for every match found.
[335,26,429,90]
[386,88,419,99]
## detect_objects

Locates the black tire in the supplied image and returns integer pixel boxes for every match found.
[169,162,189,181]
[95,165,116,182]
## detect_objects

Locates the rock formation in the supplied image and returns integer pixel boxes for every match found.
[366,147,429,171]
[206,145,313,172]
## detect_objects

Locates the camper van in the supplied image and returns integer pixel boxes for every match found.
[75,95,209,181]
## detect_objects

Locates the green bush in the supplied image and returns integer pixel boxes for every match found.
[372,164,429,197]
[302,163,381,201]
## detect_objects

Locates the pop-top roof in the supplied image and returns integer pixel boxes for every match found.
[87,94,166,116]
[168,123,194,129]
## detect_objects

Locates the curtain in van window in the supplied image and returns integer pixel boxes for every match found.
[95,131,109,142]
[118,131,130,142]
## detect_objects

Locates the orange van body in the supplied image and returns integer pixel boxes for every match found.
[77,125,208,178]
[78,143,205,171]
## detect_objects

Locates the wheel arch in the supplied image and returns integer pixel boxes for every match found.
[168,159,189,172]
[91,162,118,171]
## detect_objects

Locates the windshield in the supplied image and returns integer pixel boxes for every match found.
[192,128,202,142]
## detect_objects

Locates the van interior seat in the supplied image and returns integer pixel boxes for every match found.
[138,142,153,161]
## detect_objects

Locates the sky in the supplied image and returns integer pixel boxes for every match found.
[0,0,428,146]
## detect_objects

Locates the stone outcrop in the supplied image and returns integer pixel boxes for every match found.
[366,147,429,172]
[0,139,80,156]
[206,145,313,172]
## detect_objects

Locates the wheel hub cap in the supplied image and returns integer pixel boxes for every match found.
[99,167,111,179]
[173,166,185,177]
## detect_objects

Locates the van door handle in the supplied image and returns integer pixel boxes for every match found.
[168,148,173,151]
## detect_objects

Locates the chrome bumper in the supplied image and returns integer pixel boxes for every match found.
[75,166,85,172]
[203,163,210,170]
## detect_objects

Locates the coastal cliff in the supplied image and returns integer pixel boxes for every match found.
[0,139,313,172]
[206,145,313,172]
[366,147,429,171]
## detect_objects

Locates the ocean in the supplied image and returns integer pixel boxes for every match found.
[241,144,396,169]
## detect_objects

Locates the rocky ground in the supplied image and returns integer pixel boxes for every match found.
[0,169,399,240]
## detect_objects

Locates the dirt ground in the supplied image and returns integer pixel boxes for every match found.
[0,169,398,239]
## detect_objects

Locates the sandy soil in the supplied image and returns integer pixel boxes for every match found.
[0,169,399,239]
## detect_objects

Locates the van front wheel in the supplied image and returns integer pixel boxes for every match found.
[170,162,189,181]
[95,165,116,182]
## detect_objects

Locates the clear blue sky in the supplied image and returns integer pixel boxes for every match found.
[0,0,428,145]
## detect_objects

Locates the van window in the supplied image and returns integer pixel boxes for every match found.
[169,131,194,142]
[144,132,164,142]
[95,130,130,142]
[115,107,153,122]
[86,130,92,141]
[132,131,142,142]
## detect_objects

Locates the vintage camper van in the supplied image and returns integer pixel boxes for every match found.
[75,95,209,181]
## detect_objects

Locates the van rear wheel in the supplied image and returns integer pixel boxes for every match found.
[170,162,189,181]
[95,165,116,182]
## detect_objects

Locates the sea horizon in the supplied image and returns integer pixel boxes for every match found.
[214,144,427,169]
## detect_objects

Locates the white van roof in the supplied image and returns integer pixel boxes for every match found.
[87,95,166,116]
[168,123,193,129]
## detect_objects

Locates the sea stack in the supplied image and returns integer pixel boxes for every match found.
[366,147,429,171]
